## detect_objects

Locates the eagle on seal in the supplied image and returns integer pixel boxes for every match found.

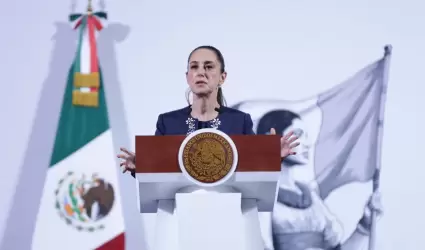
[80,175,115,220]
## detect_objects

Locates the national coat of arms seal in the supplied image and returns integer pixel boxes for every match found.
[54,171,115,232]
[178,128,238,186]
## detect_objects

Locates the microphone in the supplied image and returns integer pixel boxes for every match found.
[197,121,208,130]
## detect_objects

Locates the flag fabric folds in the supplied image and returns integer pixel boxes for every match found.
[312,58,387,199]
[233,49,390,199]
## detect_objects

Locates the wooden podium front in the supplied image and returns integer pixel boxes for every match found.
[135,130,281,250]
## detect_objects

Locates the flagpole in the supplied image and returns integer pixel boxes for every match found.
[368,45,392,250]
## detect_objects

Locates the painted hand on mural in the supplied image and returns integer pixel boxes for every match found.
[367,191,383,216]
[357,191,383,234]
[269,128,300,158]
[117,147,136,174]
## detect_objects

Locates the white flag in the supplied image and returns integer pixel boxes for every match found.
[233,52,390,199]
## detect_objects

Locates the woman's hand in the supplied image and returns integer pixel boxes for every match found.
[117,147,136,174]
[270,128,300,159]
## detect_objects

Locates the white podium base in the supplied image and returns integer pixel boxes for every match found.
[153,191,264,250]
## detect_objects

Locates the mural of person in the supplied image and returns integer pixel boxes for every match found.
[255,109,383,250]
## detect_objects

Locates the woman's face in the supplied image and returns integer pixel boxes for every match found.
[283,118,312,165]
[186,49,226,96]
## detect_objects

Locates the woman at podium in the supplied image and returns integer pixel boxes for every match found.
[117,45,299,175]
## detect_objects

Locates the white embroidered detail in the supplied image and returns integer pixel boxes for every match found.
[186,117,196,135]
[210,118,221,129]
[185,117,222,135]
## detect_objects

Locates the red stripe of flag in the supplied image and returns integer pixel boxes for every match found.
[87,16,99,73]
[95,233,125,250]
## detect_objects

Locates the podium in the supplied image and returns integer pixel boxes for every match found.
[135,129,281,250]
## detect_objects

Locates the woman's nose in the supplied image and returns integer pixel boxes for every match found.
[197,67,207,74]
[196,72,206,79]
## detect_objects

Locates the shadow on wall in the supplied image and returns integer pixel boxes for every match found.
[0,21,78,250]
[98,22,150,250]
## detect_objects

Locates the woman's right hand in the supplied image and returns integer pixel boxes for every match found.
[117,147,136,174]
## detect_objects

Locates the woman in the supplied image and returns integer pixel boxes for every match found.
[256,109,383,250]
[117,45,299,176]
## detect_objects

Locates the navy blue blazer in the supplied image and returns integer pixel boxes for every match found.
[154,106,255,136]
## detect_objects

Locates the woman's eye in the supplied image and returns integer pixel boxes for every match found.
[191,65,198,69]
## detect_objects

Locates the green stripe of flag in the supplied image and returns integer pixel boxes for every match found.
[49,66,109,166]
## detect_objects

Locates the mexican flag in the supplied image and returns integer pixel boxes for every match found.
[31,9,125,250]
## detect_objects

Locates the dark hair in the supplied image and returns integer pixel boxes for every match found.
[257,109,302,166]
[256,110,301,135]
[187,45,227,107]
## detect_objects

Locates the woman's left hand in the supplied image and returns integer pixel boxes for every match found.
[270,128,300,158]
